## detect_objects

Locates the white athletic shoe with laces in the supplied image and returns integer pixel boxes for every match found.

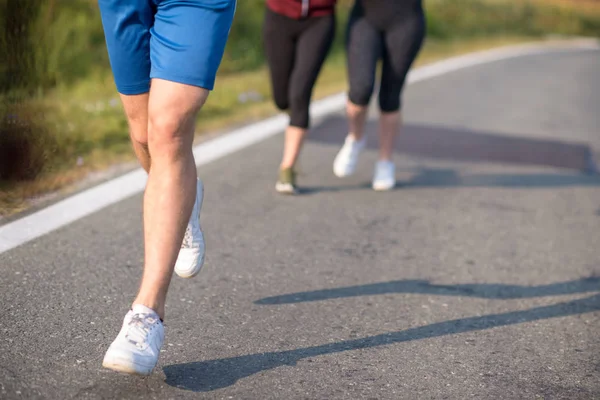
[333,134,367,178]
[102,304,164,376]
[372,160,396,191]
[174,179,205,278]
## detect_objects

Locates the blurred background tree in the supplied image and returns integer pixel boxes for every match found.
[0,0,57,181]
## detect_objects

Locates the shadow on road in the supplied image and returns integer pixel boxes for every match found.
[301,118,599,191]
[405,167,600,188]
[163,293,600,392]
[254,277,600,305]
[312,117,597,172]
[298,168,600,195]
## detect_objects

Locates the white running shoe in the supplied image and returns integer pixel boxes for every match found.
[174,179,205,278]
[372,160,396,191]
[333,135,367,178]
[102,305,164,376]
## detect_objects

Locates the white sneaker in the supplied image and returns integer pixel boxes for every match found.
[372,160,396,191]
[333,135,367,178]
[174,179,205,278]
[102,305,164,376]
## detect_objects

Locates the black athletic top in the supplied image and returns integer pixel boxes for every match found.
[355,0,423,29]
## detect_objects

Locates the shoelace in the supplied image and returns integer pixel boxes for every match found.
[125,313,158,349]
[182,225,194,248]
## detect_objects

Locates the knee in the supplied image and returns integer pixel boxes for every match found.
[379,92,401,113]
[147,112,191,159]
[273,95,289,112]
[348,83,373,107]
[131,132,149,151]
[271,83,290,111]
[123,106,149,149]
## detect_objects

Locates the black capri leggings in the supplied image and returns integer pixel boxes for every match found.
[347,0,425,112]
[263,8,335,129]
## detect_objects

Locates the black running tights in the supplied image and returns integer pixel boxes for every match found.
[347,2,425,112]
[263,8,335,128]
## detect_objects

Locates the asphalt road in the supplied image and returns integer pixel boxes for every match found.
[1,46,599,400]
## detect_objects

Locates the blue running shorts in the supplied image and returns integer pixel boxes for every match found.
[98,0,236,95]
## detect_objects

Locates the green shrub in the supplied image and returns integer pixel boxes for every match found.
[425,0,600,39]
[0,102,58,181]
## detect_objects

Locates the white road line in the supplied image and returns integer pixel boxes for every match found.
[0,40,598,254]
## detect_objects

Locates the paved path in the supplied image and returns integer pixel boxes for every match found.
[1,46,599,399]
